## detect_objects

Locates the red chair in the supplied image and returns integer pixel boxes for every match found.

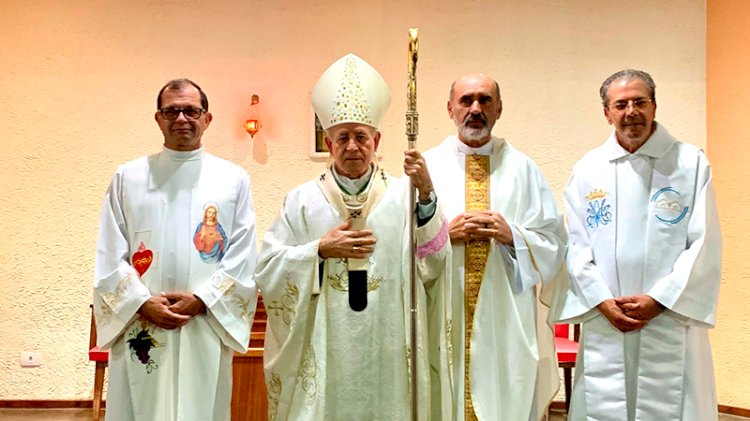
[554,323,579,413]
[89,305,109,421]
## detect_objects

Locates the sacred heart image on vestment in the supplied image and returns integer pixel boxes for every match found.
[132,241,153,277]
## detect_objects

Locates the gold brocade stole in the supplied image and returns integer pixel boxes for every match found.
[464,155,490,421]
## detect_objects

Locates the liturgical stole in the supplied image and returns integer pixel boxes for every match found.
[464,155,490,420]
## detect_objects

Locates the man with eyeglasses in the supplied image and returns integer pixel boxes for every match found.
[422,73,566,421]
[554,69,722,421]
[93,78,258,421]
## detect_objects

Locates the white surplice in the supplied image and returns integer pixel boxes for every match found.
[423,136,566,421]
[255,167,452,421]
[553,123,722,421]
[93,147,258,421]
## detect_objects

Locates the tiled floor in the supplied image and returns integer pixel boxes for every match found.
[547,409,748,420]
[0,408,747,420]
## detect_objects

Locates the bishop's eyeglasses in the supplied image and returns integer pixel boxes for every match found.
[159,107,205,120]
[607,98,653,112]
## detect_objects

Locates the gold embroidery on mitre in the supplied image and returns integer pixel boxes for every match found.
[464,154,489,421]
[329,56,372,126]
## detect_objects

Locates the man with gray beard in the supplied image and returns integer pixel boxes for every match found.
[422,73,566,421]
[553,69,721,421]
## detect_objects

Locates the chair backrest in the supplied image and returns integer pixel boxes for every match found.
[554,323,569,338]
[555,323,581,342]
[89,304,97,349]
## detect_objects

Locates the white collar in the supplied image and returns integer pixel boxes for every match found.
[162,146,205,161]
[451,135,506,156]
[604,122,677,161]
[331,164,374,195]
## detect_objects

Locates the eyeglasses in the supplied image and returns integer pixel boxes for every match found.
[608,98,653,112]
[158,107,205,120]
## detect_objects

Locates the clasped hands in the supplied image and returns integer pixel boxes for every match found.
[597,295,664,333]
[137,292,207,330]
[449,211,513,245]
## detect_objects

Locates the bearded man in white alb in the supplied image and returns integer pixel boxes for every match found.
[553,69,722,421]
[256,54,452,421]
[93,79,258,421]
[422,73,566,421]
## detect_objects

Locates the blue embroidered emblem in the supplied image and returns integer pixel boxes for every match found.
[586,198,613,229]
[651,187,688,224]
[584,189,612,229]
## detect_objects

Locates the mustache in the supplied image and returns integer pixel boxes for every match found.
[170,123,194,130]
[463,113,488,126]
[623,116,645,126]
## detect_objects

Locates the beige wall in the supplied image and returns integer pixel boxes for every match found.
[708,0,750,409]
[0,0,727,405]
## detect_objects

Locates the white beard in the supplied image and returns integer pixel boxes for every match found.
[458,124,492,143]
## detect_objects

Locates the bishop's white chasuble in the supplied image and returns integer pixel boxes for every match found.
[256,166,453,421]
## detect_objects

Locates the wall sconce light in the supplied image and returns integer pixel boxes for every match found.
[244,94,261,138]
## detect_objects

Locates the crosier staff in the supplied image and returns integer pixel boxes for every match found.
[406,27,419,421]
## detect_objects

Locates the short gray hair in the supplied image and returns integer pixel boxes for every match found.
[599,69,656,106]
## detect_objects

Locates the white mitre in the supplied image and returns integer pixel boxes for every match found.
[312,53,391,131]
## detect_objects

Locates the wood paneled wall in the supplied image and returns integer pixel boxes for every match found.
[231,295,268,421]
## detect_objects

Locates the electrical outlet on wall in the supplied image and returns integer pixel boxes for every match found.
[20,352,43,367]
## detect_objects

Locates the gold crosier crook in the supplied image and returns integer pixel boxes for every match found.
[406,27,419,421]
